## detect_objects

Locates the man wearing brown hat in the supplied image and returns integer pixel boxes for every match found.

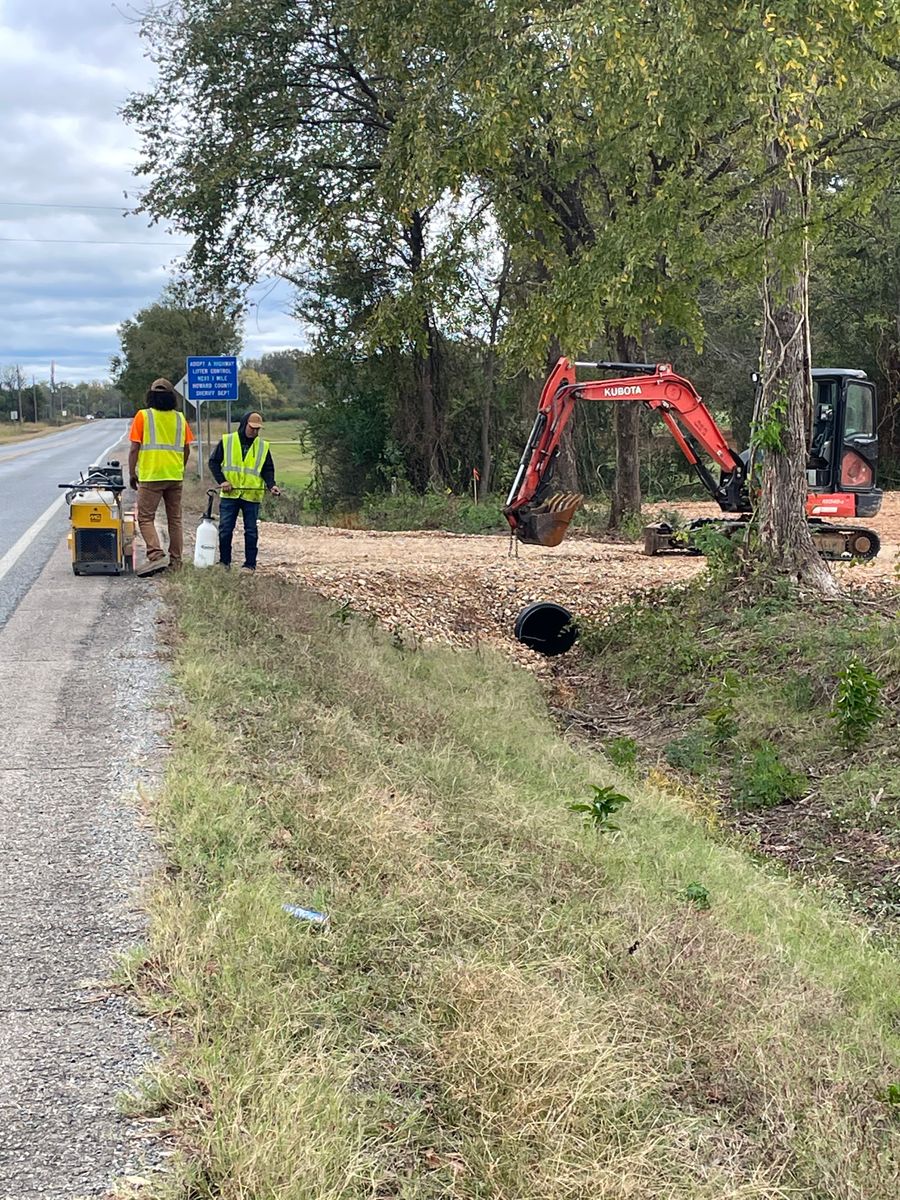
[128,378,194,576]
[208,411,280,570]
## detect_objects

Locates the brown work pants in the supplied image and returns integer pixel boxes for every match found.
[137,481,184,566]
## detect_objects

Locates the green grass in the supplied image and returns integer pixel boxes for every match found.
[578,575,900,923]
[121,569,900,1199]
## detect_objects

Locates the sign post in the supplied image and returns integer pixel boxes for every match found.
[181,357,239,483]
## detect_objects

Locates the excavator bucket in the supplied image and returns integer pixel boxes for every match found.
[510,492,584,547]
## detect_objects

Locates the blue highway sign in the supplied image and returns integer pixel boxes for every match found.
[186,355,238,402]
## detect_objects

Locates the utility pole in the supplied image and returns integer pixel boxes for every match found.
[16,366,22,417]
[50,360,56,422]
[32,369,39,423]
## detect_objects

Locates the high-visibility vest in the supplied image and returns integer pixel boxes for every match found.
[138,409,187,481]
[221,430,270,501]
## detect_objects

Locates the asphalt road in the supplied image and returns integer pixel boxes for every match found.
[0,421,130,631]
[0,419,162,1196]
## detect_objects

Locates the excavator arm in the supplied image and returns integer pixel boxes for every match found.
[504,358,746,546]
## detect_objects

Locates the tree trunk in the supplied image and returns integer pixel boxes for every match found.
[607,330,643,530]
[478,248,510,498]
[479,349,494,499]
[756,144,837,595]
[407,209,447,489]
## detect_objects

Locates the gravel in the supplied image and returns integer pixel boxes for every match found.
[258,494,899,660]
[0,541,167,1199]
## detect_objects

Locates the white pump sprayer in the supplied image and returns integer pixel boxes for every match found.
[194,489,218,568]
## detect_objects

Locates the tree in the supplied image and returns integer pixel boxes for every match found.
[364,1,746,523]
[125,0,478,489]
[725,2,900,591]
[112,296,241,409]
[239,368,280,411]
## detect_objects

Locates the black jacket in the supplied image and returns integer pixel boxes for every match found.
[209,412,276,490]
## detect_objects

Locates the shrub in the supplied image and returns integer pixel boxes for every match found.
[832,659,883,749]
[733,743,805,810]
[605,736,638,772]
[681,882,711,910]
[665,730,713,773]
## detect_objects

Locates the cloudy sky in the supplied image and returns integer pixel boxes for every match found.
[0,0,301,386]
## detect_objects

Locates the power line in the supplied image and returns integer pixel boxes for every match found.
[0,199,140,213]
[0,236,189,247]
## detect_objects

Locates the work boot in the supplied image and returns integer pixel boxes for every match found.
[136,553,170,577]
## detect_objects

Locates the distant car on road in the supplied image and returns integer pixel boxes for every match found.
[84,414,95,421]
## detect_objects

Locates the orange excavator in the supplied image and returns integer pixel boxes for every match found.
[504,358,882,561]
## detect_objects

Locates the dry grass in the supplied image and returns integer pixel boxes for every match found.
[121,570,900,1199]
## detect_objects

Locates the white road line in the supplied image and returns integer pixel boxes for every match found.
[0,495,67,584]
[0,433,126,585]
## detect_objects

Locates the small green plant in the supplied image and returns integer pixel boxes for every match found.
[832,658,883,749]
[665,729,713,773]
[568,784,631,832]
[752,389,789,453]
[330,600,353,626]
[681,882,711,910]
[706,670,740,744]
[690,523,739,571]
[733,743,805,810]
[884,1083,900,1106]
[605,736,638,772]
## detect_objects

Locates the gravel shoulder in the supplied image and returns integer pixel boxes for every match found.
[0,541,165,1199]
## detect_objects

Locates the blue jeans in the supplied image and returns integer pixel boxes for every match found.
[218,497,259,568]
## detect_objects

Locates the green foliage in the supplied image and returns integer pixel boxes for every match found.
[832,659,884,749]
[706,671,740,744]
[239,368,280,410]
[665,731,713,774]
[329,601,353,627]
[112,295,240,409]
[733,744,805,811]
[568,784,631,833]
[360,491,506,534]
[681,883,712,911]
[752,391,788,455]
[605,736,638,772]
[579,591,709,686]
[689,524,741,573]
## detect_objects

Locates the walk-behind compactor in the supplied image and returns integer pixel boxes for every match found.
[60,460,135,576]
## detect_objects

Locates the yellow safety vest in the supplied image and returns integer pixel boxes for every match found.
[138,409,187,481]
[221,430,270,501]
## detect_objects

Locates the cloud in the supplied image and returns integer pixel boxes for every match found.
[0,1,305,384]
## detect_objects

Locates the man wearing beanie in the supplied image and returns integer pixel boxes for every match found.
[128,378,194,575]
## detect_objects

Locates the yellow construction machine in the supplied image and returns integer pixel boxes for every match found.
[59,460,135,576]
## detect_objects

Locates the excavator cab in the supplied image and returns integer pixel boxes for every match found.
[807,370,882,519]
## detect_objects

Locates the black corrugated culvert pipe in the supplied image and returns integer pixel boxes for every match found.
[513,601,578,656]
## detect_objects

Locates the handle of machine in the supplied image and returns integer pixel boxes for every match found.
[204,489,218,520]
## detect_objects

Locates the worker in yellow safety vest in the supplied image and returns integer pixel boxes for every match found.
[128,378,194,576]
[208,411,280,570]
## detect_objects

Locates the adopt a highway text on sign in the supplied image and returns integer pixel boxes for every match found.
[186,356,239,402]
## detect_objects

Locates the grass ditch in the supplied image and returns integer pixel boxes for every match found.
[577,574,900,927]
[123,568,900,1197]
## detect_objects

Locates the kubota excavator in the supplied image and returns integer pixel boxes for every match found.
[504,358,882,561]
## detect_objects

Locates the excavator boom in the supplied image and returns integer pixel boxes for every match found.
[505,358,746,546]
